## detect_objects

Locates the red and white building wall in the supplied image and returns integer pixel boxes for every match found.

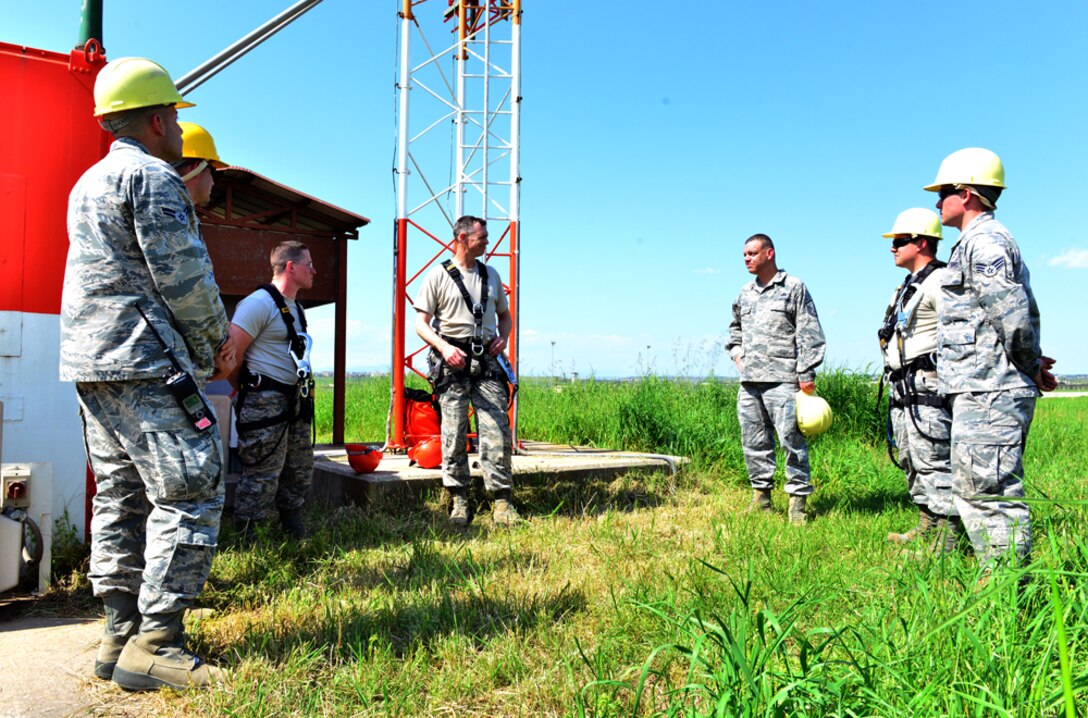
[1,41,111,539]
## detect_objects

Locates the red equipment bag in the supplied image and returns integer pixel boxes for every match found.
[404,388,440,445]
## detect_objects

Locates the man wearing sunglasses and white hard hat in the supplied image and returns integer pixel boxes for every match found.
[924,148,1056,577]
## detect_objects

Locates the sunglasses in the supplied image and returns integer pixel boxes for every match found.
[891,237,919,249]
[938,186,964,200]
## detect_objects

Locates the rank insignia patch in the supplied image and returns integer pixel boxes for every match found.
[974,257,1005,277]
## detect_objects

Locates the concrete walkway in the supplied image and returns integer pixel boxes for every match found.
[0,610,104,718]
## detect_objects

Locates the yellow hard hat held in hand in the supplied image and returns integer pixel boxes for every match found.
[796,390,833,438]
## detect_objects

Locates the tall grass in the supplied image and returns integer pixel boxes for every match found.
[43,374,1088,716]
[320,370,887,478]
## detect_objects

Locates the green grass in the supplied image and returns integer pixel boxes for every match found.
[47,376,1088,715]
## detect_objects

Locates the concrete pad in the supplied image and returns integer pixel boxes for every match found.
[309,441,685,507]
[0,612,99,718]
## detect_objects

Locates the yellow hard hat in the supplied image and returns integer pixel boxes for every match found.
[796,391,832,438]
[179,122,227,168]
[93,57,193,117]
[882,208,943,240]
[923,147,1006,192]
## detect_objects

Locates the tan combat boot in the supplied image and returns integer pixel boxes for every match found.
[788,494,808,525]
[744,489,773,514]
[493,491,526,524]
[111,617,226,692]
[449,488,472,528]
[905,516,963,558]
[95,592,140,680]
[887,507,936,544]
[491,491,524,527]
[936,516,965,554]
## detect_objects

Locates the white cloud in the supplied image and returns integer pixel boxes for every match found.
[1049,249,1088,269]
[693,267,719,275]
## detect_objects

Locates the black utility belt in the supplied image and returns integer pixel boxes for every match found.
[886,356,937,383]
[241,369,300,396]
[890,392,947,409]
[440,334,491,355]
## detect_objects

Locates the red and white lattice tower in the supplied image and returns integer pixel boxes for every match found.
[390,0,522,448]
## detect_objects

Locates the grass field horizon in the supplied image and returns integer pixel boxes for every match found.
[44,372,1088,716]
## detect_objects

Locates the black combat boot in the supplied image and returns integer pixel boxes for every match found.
[279,508,310,540]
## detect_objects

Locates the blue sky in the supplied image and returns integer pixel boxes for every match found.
[6,0,1087,377]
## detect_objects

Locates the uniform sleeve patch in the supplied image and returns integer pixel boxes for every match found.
[160,206,188,224]
[973,257,1005,277]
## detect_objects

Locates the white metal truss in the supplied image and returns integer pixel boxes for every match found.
[396,1,521,227]
[390,1,523,449]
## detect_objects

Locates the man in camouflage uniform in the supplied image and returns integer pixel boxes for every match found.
[228,241,317,540]
[877,209,956,549]
[924,147,1057,570]
[414,216,520,528]
[61,58,233,691]
[727,234,826,524]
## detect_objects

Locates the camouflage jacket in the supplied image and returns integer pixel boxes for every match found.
[727,270,826,383]
[937,213,1040,395]
[60,137,229,382]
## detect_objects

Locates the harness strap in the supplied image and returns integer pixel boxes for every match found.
[878,259,946,357]
[889,392,947,409]
[259,283,308,359]
[235,369,300,433]
[886,353,937,383]
[259,283,307,332]
[441,259,488,356]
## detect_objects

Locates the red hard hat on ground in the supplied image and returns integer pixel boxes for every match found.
[346,444,382,473]
[411,438,443,469]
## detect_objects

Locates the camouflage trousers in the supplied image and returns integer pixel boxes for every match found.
[437,374,512,494]
[737,382,812,495]
[77,380,223,617]
[235,389,314,521]
[890,372,954,516]
[949,389,1036,567]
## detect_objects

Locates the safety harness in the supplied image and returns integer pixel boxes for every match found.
[442,258,489,360]
[429,260,510,396]
[235,284,316,464]
[877,259,946,362]
[875,260,948,464]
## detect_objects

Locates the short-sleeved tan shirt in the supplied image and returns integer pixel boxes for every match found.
[414,261,508,340]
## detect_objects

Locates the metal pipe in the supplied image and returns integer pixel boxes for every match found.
[480,8,491,220]
[455,2,468,218]
[390,6,414,449]
[77,0,104,49]
[508,1,522,445]
[176,0,324,94]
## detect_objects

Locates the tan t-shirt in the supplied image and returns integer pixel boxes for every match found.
[882,265,942,370]
[414,261,508,340]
